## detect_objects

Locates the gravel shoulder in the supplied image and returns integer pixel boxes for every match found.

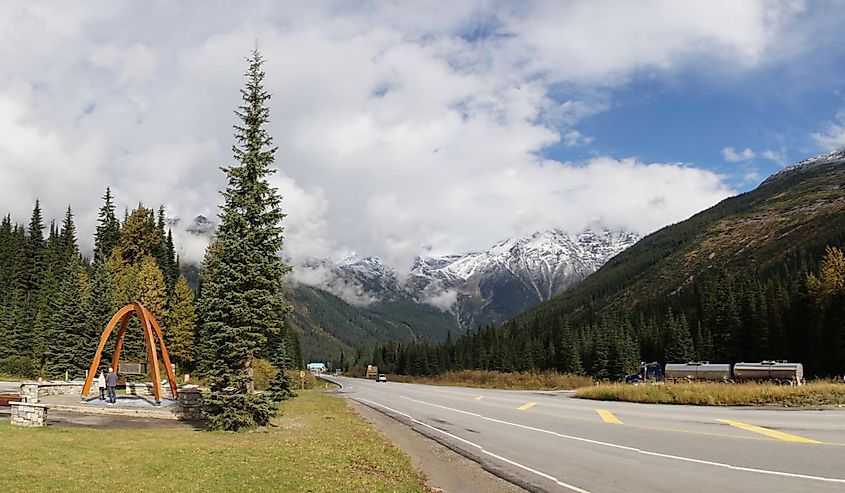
[348,399,526,493]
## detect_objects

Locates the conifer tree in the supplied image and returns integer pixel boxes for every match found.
[94,187,121,260]
[88,253,116,362]
[44,209,90,379]
[0,216,15,359]
[199,50,293,430]
[665,309,696,363]
[166,275,197,373]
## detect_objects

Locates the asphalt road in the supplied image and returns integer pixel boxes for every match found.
[324,376,845,493]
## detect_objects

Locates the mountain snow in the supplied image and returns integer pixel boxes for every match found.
[299,229,639,327]
[171,215,640,326]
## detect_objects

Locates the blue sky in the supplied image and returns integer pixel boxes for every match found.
[0,1,844,273]
[557,72,844,187]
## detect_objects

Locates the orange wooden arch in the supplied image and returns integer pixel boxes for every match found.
[82,302,179,402]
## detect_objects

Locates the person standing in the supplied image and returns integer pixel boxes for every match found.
[106,367,118,405]
[97,370,107,401]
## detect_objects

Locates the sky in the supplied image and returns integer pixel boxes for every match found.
[1,1,844,277]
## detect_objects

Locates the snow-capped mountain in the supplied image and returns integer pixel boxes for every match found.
[406,229,640,327]
[170,215,640,328]
[298,229,640,328]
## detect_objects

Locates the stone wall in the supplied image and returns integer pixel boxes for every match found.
[11,401,48,427]
[125,381,174,398]
[20,381,93,403]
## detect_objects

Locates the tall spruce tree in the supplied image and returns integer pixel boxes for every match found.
[45,209,90,379]
[94,187,121,260]
[198,50,293,431]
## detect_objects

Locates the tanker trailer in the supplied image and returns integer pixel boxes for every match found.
[732,361,804,385]
[664,362,731,382]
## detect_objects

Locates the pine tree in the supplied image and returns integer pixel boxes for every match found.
[44,209,90,379]
[88,253,116,363]
[94,187,121,260]
[665,309,696,363]
[198,50,292,430]
[0,216,16,360]
[166,275,197,373]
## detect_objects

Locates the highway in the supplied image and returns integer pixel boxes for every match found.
[323,376,845,493]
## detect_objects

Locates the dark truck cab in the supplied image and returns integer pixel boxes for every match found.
[625,362,663,384]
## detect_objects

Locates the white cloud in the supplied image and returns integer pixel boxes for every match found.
[760,149,788,165]
[812,111,845,151]
[422,289,459,312]
[723,147,756,162]
[0,1,827,276]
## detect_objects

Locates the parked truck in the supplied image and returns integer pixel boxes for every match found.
[626,360,804,385]
[366,365,378,379]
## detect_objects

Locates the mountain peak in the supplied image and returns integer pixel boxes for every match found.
[762,148,845,185]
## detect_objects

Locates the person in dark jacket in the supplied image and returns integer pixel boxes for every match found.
[106,367,118,405]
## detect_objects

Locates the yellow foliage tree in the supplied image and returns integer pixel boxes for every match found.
[807,245,845,303]
[166,275,197,372]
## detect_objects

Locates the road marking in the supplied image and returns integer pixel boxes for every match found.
[517,402,537,411]
[474,396,484,400]
[398,396,845,485]
[716,419,822,444]
[596,409,623,424]
[357,398,590,493]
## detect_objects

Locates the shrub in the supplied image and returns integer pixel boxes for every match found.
[252,359,279,391]
[0,356,36,378]
[203,391,279,431]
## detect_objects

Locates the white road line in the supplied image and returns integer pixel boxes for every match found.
[357,397,590,493]
[399,396,845,485]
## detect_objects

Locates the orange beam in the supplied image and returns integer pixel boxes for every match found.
[82,305,136,396]
[143,305,179,398]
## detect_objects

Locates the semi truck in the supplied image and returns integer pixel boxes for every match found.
[626,360,804,385]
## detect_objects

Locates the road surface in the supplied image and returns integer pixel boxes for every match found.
[324,376,845,493]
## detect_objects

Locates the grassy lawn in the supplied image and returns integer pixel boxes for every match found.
[387,370,593,390]
[0,391,429,492]
[575,381,845,406]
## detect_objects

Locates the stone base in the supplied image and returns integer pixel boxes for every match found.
[11,401,48,427]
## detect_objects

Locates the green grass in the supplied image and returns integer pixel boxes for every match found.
[0,391,429,492]
[0,374,28,382]
[388,370,594,391]
[575,381,845,406]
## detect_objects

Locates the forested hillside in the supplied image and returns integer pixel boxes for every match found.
[362,151,845,379]
[287,284,458,364]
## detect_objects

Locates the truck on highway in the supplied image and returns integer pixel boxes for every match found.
[625,360,804,385]
[366,365,378,379]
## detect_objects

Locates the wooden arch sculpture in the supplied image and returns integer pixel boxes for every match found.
[82,302,178,402]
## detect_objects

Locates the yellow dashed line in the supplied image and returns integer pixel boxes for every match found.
[517,402,538,411]
[474,396,484,400]
[596,409,623,424]
[717,419,822,444]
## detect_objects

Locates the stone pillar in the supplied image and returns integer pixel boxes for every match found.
[19,383,39,403]
[10,401,48,427]
[176,387,203,421]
